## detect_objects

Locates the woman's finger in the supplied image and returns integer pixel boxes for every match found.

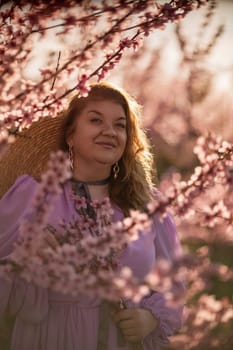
[45,233,59,249]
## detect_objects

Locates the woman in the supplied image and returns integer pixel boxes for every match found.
[0,81,184,350]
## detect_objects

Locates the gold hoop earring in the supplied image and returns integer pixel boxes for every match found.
[113,162,119,179]
[69,145,74,171]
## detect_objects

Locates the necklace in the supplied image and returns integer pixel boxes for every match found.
[71,176,111,186]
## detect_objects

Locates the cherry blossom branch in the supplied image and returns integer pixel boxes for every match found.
[29,0,137,34]
[0,0,208,119]
[0,1,140,103]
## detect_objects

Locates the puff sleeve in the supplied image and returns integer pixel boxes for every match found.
[140,213,185,349]
[0,174,37,258]
[0,175,48,324]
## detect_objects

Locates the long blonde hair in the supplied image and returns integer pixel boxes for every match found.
[60,81,156,214]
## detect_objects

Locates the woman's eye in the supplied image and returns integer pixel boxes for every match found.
[116,123,126,129]
[91,118,102,123]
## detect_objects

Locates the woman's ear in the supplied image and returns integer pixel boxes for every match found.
[65,122,76,148]
[66,132,73,149]
[67,139,72,147]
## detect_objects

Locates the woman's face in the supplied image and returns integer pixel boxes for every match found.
[69,99,127,170]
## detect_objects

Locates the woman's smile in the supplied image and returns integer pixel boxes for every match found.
[95,141,116,149]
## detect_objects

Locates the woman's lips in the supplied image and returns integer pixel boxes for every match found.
[96,142,116,149]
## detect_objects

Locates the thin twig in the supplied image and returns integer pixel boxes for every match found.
[51,51,61,90]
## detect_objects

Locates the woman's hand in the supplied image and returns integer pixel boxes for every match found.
[45,233,59,249]
[111,307,158,343]
[38,233,59,260]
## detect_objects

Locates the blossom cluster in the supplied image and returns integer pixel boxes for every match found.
[156,134,233,228]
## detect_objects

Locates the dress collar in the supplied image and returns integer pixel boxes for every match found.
[71,176,111,186]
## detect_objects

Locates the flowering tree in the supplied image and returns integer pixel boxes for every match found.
[1,0,233,349]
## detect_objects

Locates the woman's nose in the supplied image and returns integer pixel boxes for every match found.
[101,123,117,136]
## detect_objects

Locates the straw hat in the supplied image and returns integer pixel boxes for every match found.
[0,113,66,199]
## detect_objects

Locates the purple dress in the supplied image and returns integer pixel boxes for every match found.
[0,175,184,350]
